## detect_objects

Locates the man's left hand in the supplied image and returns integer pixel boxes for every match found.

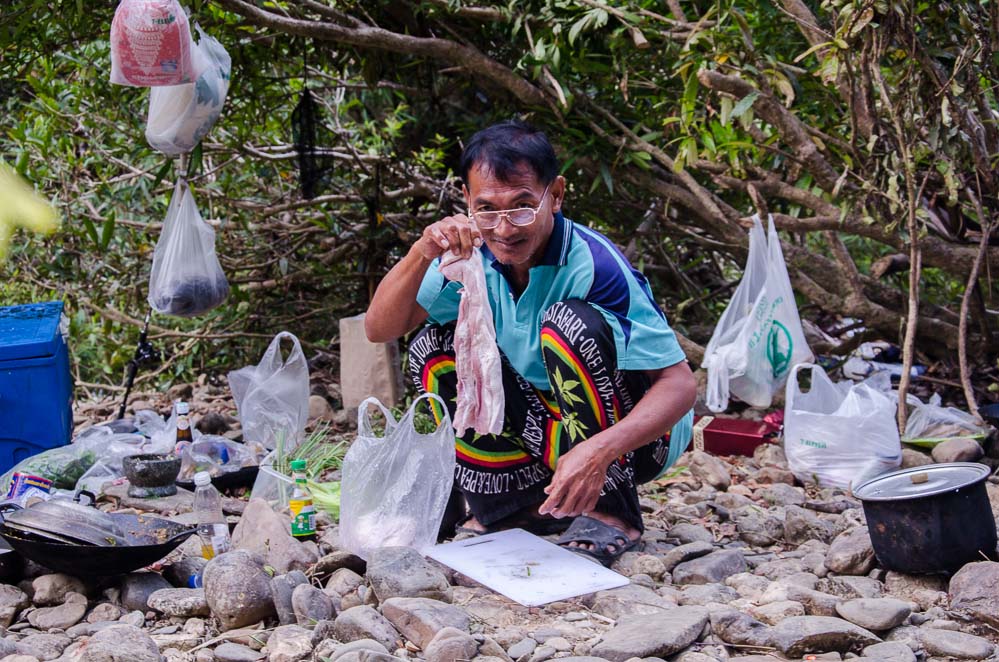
[538,438,611,518]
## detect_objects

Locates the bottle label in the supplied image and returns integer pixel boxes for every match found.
[177,416,190,431]
[199,523,230,560]
[290,499,316,537]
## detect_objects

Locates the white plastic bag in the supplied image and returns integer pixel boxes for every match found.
[110,0,194,87]
[903,393,988,448]
[784,363,902,488]
[146,24,231,155]
[703,214,813,412]
[148,178,229,317]
[339,394,456,560]
[228,332,310,451]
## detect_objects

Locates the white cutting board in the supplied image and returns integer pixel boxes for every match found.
[427,528,629,606]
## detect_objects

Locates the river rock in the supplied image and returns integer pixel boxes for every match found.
[756,483,805,506]
[678,583,738,606]
[33,574,87,607]
[366,547,452,603]
[660,541,714,571]
[948,560,999,627]
[668,522,714,544]
[28,591,87,630]
[0,584,29,627]
[709,609,774,648]
[861,641,917,662]
[203,549,276,630]
[825,527,875,575]
[80,624,162,662]
[271,571,309,626]
[883,571,948,610]
[232,499,319,574]
[688,451,731,490]
[148,588,210,617]
[586,584,675,619]
[87,603,122,623]
[214,642,266,662]
[590,608,709,662]
[733,507,784,547]
[816,575,883,600]
[334,605,401,651]
[380,597,471,648]
[18,632,71,660]
[834,598,910,631]
[920,627,996,659]
[292,583,333,624]
[326,569,366,597]
[931,438,984,463]
[266,624,313,662]
[672,550,747,585]
[770,616,880,657]
[121,573,172,612]
[783,506,836,545]
[749,600,805,624]
[424,627,479,662]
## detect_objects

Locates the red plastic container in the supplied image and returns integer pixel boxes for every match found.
[692,415,775,456]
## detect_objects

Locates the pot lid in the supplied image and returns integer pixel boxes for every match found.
[1,500,125,546]
[853,462,990,501]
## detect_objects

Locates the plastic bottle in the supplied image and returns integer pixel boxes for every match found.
[194,471,231,559]
[175,401,193,455]
[289,459,317,542]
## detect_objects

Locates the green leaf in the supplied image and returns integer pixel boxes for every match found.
[81,215,100,248]
[151,159,172,191]
[99,211,116,250]
[599,163,613,195]
[186,142,203,179]
[731,91,759,119]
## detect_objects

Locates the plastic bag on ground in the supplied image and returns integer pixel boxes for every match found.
[784,363,902,488]
[339,394,455,560]
[110,0,194,87]
[148,178,229,317]
[438,248,504,435]
[228,332,310,450]
[703,214,813,412]
[903,393,988,448]
[177,436,258,481]
[146,24,231,155]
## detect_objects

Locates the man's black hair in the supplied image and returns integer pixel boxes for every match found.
[459,120,559,187]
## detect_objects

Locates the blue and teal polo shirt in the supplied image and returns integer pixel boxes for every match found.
[416,211,687,391]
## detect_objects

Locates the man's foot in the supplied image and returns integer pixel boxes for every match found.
[454,504,571,537]
[556,513,641,566]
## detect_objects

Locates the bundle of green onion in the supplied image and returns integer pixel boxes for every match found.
[273,422,347,481]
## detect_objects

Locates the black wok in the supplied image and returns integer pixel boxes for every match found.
[0,510,196,576]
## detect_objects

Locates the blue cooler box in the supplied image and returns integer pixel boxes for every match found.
[0,301,74,474]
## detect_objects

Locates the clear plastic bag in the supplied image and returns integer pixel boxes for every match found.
[145,24,231,155]
[148,178,229,317]
[784,363,902,488]
[110,0,194,87]
[339,394,455,559]
[177,435,259,481]
[228,332,310,450]
[903,394,988,448]
[703,215,813,412]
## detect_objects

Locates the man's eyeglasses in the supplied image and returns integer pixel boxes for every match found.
[469,183,552,230]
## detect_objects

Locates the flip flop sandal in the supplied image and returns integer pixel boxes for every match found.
[555,515,639,567]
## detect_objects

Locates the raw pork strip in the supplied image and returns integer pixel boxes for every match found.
[438,249,504,435]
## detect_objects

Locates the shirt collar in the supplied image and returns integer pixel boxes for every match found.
[481,211,573,272]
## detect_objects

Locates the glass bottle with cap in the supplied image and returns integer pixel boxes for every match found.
[175,401,193,455]
[289,459,317,542]
[194,471,231,559]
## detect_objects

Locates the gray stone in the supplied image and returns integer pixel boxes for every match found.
[32,574,87,607]
[660,541,714,571]
[861,641,916,662]
[668,523,714,545]
[424,627,479,662]
[688,452,731,491]
[527,645,555,662]
[87,603,122,623]
[121,610,145,627]
[203,549,276,630]
[733,507,784,547]
[291,583,333,624]
[27,591,87,630]
[79,624,161,662]
[213,642,266,662]
[756,467,796,484]
[266,624,313,662]
[748,600,805,625]
[815,576,883,600]
[18,633,71,660]
[901,448,933,468]
[770,616,880,657]
[754,443,788,467]
[231,498,319,574]
[931,438,984,463]
[725,572,771,600]
[783,506,836,545]
[0,584,29,627]
[380,597,471,649]
[6,654,43,662]
[586,584,674,619]
[326,568,366,597]
[271,571,309,626]
[147,588,210,617]
[324,639,391,661]
[672,550,747,585]
[335,605,401,651]
[834,598,910,631]
[120,573,171,612]
[883,572,948,611]
[825,527,876,576]
[758,583,841,617]
[756,483,805,506]
[366,547,452,603]
[508,638,537,660]
[0,640,17,658]
[591,607,709,662]
[677,583,738,606]
[948,560,999,627]
[709,609,774,648]
[629,555,667,581]
[920,627,995,659]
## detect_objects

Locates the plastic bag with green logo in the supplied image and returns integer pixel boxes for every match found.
[703,214,812,412]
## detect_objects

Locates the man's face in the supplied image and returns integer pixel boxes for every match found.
[464,164,564,271]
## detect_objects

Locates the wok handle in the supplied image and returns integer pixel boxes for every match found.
[166,527,199,545]
[0,503,23,525]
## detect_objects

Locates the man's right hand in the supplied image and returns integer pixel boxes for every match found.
[416,214,483,262]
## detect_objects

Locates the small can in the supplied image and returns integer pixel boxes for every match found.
[5,473,53,507]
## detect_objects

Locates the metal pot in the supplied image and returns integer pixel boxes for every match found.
[854,462,997,574]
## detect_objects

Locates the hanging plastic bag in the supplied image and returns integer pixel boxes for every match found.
[703,214,813,412]
[902,393,988,448]
[146,24,231,155]
[110,0,194,87]
[148,178,229,317]
[339,395,455,560]
[228,332,310,451]
[784,363,901,488]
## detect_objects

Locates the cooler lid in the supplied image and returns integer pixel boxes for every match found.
[0,301,64,361]
[853,462,989,501]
